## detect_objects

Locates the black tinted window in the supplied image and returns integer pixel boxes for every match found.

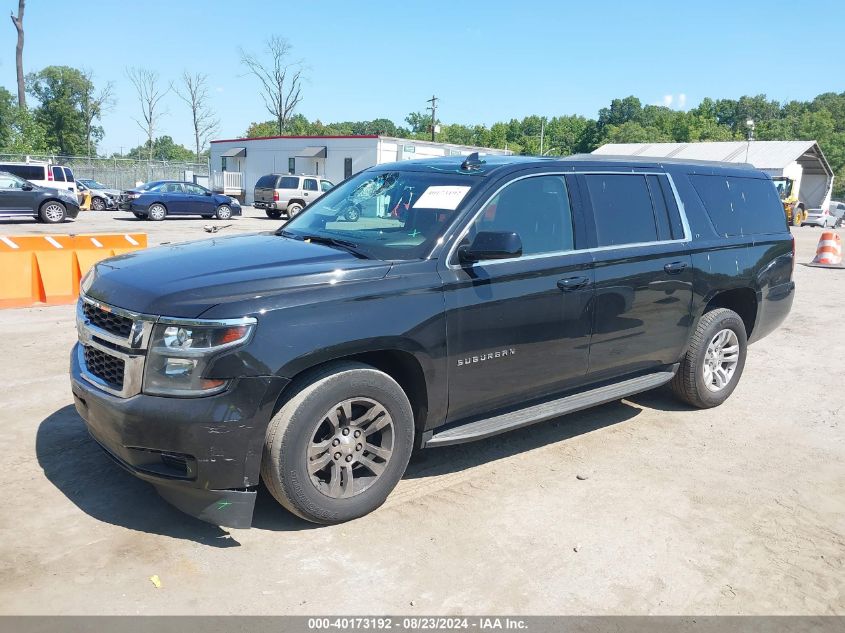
[279,177,299,189]
[303,179,318,191]
[690,175,787,236]
[255,175,278,188]
[52,166,65,182]
[0,164,43,180]
[63,167,74,181]
[585,174,658,246]
[471,175,575,256]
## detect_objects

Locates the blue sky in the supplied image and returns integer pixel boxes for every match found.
[1,0,842,155]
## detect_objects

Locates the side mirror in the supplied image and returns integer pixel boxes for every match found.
[204,191,212,196]
[21,184,33,191]
[458,231,522,263]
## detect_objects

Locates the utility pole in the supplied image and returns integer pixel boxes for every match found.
[426,94,438,142]
[540,118,545,156]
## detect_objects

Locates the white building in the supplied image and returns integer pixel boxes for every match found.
[209,135,512,204]
[593,140,834,211]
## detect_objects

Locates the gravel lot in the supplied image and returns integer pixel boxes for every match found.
[0,209,842,615]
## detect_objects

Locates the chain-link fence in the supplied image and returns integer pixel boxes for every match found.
[0,154,209,191]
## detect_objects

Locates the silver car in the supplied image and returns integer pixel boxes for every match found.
[253,174,334,219]
[77,179,121,211]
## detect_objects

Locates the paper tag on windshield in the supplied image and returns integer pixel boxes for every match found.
[413,186,471,210]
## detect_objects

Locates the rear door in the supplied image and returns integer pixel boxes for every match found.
[440,172,594,422]
[302,178,319,206]
[579,172,693,380]
[161,182,188,213]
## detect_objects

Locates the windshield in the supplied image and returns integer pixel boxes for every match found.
[280,169,482,260]
[772,177,793,199]
[80,179,108,189]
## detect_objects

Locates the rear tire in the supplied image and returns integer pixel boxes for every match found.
[148,203,166,221]
[39,201,66,224]
[261,362,414,524]
[671,308,747,409]
[792,207,803,227]
[286,202,303,219]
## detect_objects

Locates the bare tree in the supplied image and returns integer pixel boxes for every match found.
[240,36,304,135]
[9,0,25,108]
[81,71,116,158]
[174,71,219,161]
[126,67,169,165]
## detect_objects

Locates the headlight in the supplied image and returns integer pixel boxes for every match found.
[80,267,96,295]
[143,318,256,397]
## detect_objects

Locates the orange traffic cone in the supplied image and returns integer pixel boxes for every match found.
[809,231,843,267]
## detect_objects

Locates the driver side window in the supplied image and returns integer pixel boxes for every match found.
[469,175,575,256]
[0,174,24,189]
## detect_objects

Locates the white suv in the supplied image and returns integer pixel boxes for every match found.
[0,161,77,195]
[253,174,334,219]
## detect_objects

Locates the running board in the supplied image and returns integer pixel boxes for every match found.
[425,369,677,447]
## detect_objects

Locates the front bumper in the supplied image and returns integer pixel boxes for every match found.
[70,344,288,528]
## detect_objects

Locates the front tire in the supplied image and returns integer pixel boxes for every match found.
[91,197,106,211]
[671,308,748,408]
[216,204,232,220]
[39,201,66,223]
[344,206,361,222]
[261,362,414,524]
[792,207,803,226]
[148,203,167,221]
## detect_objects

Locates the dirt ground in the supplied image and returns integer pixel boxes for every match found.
[0,209,842,615]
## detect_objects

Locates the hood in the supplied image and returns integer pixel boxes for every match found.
[86,232,392,317]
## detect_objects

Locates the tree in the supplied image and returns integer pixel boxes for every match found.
[80,70,114,158]
[174,71,219,161]
[26,65,93,156]
[126,135,195,162]
[126,67,169,164]
[2,105,53,154]
[10,0,25,108]
[240,36,304,135]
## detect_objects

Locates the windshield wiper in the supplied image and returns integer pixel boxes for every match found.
[278,230,371,259]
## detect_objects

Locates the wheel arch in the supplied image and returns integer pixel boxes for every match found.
[273,345,432,434]
[700,287,758,338]
[287,198,306,209]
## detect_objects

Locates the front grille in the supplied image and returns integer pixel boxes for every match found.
[83,302,133,338]
[83,345,125,388]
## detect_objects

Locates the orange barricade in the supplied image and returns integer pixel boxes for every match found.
[0,233,148,308]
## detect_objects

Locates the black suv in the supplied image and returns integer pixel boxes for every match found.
[0,171,81,223]
[70,154,794,527]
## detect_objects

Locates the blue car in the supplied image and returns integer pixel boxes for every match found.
[127,180,241,221]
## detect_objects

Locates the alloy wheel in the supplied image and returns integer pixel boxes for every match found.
[702,328,740,392]
[42,203,65,223]
[307,398,394,499]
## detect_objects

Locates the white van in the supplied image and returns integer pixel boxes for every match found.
[0,161,77,195]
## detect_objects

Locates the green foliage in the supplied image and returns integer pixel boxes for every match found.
[25,66,96,156]
[126,136,196,162]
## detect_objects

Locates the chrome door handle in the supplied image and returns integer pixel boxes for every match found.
[557,276,590,291]
[664,261,688,275]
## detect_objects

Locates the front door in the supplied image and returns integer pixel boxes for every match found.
[440,174,594,422]
[0,173,35,216]
[185,183,212,215]
[578,172,693,380]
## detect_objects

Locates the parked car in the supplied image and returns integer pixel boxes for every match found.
[0,170,80,223]
[802,207,838,228]
[71,154,794,528]
[127,180,241,220]
[76,179,120,211]
[829,200,845,228]
[253,173,334,219]
[0,161,77,195]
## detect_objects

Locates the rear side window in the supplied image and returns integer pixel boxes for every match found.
[52,166,66,182]
[2,164,44,181]
[584,174,658,246]
[63,167,74,182]
[255,175,278,188]
[278,176,299,189]
[690,175,787,236]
